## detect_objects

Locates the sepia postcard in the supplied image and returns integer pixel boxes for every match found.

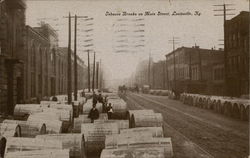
[0,0,249,158]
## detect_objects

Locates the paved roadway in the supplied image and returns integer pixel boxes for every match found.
[124,92,248,158]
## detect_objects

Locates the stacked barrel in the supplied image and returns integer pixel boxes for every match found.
[0,90,173,158]
[148,90,172,97]
[180,93,249,121]
[0,91,86,158]
[99,94,173,158]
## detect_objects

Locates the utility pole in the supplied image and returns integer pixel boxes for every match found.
[63,14,88,101]
[96,61,99,90]
[148,52,151,87]
[168,37,180,91]
[197,48,202,81]
[99,59,102,90]
[165,57,169,90]
[87,50,90,92]
[74,15,78,101]
[67,12,72,104]
[214,3,235,96]
[163,61,166,89]
[92,51,96,92]
[189,51,192,93]
[81,17,94,92]
[152,63,155,89]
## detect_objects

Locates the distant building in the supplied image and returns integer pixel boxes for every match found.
[58,47,85,95]
[134,60,149,88]
[152,60,166,89]
[165,46,224,95]
[0,0,26,115]
[225,11,249,97]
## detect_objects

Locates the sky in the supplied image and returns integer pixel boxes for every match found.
[25,0,249,84]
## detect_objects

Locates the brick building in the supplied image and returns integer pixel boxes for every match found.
[165,46,224,95]
[0,0,26,115]
[21,25,86,103]
[225,11,249,97]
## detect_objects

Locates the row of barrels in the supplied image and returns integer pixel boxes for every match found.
[1,92,173,158]
[180,93,249,121]
[148,90,171,96]
[99,109,173,158]
[72,94,130,157]
[71,93,173,157]
[0,92,86,158]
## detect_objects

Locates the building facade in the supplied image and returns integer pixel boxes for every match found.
[165,46,224,95]
[20,24,59,103]
[0,0,26,115]
[225,11,249,97]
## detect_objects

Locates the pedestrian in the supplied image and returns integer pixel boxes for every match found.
[92,91,98,105]
[88,103,99,123]
[81,90,85,97]
[106,103,113,119]
[98,93,103,103]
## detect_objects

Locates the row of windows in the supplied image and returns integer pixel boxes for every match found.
[228,56,248,73]
[227,33,248,50]
[167,66,201,81]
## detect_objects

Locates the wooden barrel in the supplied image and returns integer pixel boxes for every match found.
[105,132,153,149]
[42,108,71,133]
[82,100,103,114]
[81,122,119,154]
[120,127,164,137]
[127,110,154,127]
[73,114,108,133]
[4,137,62,155]
[3,120,46,138]
[40,100,60,105]
[14,104,43,118]
[161,90,169,96]
[130,112,163,128]
[43,108,71,122]
[116,137,173,157]
[5,149,70,158]
[0,123,21,137]
[36,134,85,158]
[0,136,6,158]
[100,147,166,158]
[108,99,128,119]
[52,95,67,102]
[28,113,62,133]
[94,120,129,132]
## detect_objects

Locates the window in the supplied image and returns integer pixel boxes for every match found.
[237,32,240,47]
[233,34,236,48]
[31,45,36,69]
[244,37,248,52]
[31,72,36,97]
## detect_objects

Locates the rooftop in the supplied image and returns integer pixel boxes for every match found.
[165,46,223,57]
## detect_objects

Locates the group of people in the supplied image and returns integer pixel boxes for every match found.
[88,91,114,123]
